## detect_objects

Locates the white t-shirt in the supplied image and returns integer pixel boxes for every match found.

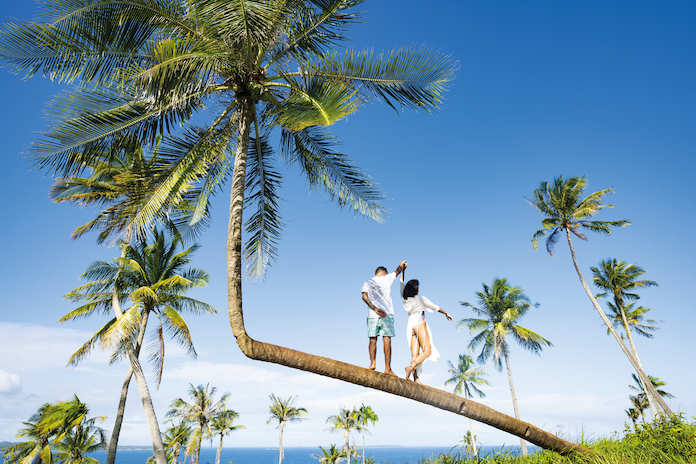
[361,272,397,318]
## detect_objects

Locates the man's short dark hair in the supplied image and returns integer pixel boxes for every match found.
[375,266,388,275]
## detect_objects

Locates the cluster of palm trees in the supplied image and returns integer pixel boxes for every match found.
[0,0,676,458]
[3,396,108,464]
[326,405,378,464]
[159,384,244,464]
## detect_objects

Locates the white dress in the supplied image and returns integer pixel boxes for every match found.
[400,276,441,375]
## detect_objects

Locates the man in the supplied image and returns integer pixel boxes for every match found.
[361,260,407,376]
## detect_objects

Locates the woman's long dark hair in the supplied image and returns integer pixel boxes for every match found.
[403,279,419,299]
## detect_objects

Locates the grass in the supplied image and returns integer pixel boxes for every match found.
[415,414,696,464]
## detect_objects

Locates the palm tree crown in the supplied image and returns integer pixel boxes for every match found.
[267,394,307,464]
[459,279,552,370]
[445,354,490,399]
[0,0,456,277]
[528,175,630,256]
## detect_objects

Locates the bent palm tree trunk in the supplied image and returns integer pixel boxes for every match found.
[503,351,528,456]
[225,104,588,456]
[564,229,673,415]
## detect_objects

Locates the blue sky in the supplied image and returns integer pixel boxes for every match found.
[1,0,694,450]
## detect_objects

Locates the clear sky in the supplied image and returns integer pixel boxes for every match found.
[1,0,694,451]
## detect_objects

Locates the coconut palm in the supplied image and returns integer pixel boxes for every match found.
[149,422,193,464]
[327,408,364,464]
[4,397,107,464]
[0,1,591,455]
[61,229,215,464]
[527,175,672,416]
[267,394,308,464]
[355,405,377,464]
[206,409,245,464]
[591,258,661,415]
[311,444,347,464]
[3,403,56,464]
[445,354,490,458]
[459,278,552,456]
[629,373,674,418]
[167,384,230,464]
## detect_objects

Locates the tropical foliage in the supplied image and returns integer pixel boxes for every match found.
[3,396,107,464]
[326,408,364,464]
[311,444,347,464]
[459,278,551,456]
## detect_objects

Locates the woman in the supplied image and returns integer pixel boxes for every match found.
[401,268,452,383]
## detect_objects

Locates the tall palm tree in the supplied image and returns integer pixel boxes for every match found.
[0,2,591,455]
[61,228,215,464]
[355,405,377,464]
[445,354,490,458]
[326,408,363,464]
[206,409,245,464]
[591,258,660,415]
[527,175,672,415]
[459,278,552,456]
[167,384,230,464]
[267,394,308,464]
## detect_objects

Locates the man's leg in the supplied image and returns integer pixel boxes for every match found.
[368,337,377,370]
[383,336,396,376]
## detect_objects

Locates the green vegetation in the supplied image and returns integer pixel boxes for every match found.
[414,414,696,464]
[267,394,308,464]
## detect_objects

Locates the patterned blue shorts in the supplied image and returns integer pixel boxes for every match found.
[366,315,395,337]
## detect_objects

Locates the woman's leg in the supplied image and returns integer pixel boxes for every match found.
[406,321,431,381]
[405,331,420,380]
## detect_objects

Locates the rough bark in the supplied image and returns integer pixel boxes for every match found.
[503,350,528,456]
[564,229,673,415]
[225,100,589,456]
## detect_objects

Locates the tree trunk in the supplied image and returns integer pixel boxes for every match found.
[564,229,673,415]
[215,435,223,464]
[278,423,285,464]
[503,350,528,456]
[467,417,477,457]
[106,307,150,464]
[225,100,589,456]
[110,236,167,464]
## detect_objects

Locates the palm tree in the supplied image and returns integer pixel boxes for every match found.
[4,397,107,464]
[459,278,552,456]
[167,384,230,464]
[267,394,308,464]
[326,408,363,464]
[527,175,672,415]
[3,403,56,464]
[311,444,347,464]
[0,2,591,455]
[60,228,215,464]
[206,409,245,464]
[625,407,640,429]
[445,354,490,458]
[355,405,378,464]
[150,422,193,464]
[629,373,674,419]
[591,258,661,415]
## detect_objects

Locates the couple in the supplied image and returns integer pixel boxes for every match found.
[361,261,452,383]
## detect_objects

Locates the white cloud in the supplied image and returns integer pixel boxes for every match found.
[0,370,21,395]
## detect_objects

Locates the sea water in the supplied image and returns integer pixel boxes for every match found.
[86,446,533,464]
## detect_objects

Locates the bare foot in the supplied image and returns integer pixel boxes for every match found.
[385,369,398,377]
[368,364,376,370]
[404,365,413,380]
[414,378,424,385]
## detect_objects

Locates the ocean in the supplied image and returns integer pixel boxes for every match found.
[86,446,533,464]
